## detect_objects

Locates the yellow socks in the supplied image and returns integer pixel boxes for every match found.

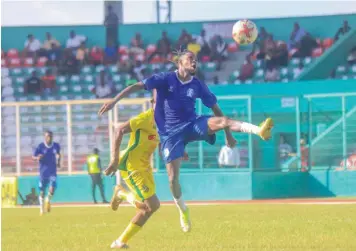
[118,222,142,244]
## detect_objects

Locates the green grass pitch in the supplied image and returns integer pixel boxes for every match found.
[2,203,356,250]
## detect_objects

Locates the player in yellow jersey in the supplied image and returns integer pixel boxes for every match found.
[104,92,161,249]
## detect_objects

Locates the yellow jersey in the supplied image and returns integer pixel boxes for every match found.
[118,109,159,171]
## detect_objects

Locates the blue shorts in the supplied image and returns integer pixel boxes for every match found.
[160,116,216,163]
[39,176,57,192]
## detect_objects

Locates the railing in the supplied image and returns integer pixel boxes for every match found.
[1,93,355,176]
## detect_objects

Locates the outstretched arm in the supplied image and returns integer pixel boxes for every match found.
[104,120,132,176]
[98,82,145,116]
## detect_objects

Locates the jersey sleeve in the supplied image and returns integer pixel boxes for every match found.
[56,143,61,154]
[33,144,41,156]
[142,72,168,90]
[129,111,150,132]
[199,81,217,108]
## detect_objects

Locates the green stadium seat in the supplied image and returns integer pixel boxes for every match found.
[9,68,23,77]
[203,62,217,72]
[280,67,289,78]
[245,79,253,84]
[83,75,94,86]
[56,76,67,86]
[303,57,313,66]
[81,66,93,75]
[254,69,264,81]
[112,74,121,84]
[14,77,25,87]
[38,67,48,76]
[70,75,81,85]
[14,86,24,96]
[336,65,347,76]
[23,67,36,76]
[95,65,105,74]
[108,65,118,74]
[253,60,263,69]
[71,85,83,94]
[59,85,69,95]
[164,63,175,71]
[290,58,300,66]
[229,70,240,82]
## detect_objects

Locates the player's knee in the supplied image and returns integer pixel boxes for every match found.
[150,200,160,213]
[220,116,230,129]
[168,174,179,187]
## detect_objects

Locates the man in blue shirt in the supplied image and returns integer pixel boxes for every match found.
[99,50,273,233]
[32,130,61,215]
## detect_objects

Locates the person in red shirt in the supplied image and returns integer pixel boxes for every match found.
[41,69,56,94]
[90,46,104,66]
[238,56,254,82]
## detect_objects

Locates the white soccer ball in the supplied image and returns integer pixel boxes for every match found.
[232,20,258,45]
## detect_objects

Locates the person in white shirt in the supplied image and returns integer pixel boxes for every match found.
[24,34,42,57]
[218,142,240,168]
[66,30,87,50]
[92,70,115,98]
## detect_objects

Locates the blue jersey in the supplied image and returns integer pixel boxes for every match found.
[143,71,217,134]
[34,142,60,178]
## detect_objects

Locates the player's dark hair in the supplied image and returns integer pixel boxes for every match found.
[44,130,53,135]
[170,48,193,67]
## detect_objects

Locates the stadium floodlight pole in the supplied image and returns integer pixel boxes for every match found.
[66,103,73,175]
[15,104,21,176]
[342,96,347,169]
[296,96,301,171]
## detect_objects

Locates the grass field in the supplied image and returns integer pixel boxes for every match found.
[2,202,356,251]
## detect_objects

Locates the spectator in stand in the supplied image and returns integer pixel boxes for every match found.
[133,60,147,81]
[213,76,219,85]
[104,5,119,47]
[61,50,79,76]
[76,42,88,66]
[24,70,42,94]
[264,35,278,69]
[92,70,115,98]
[187,37,201,57]
[335,20,351,41]
[218,141,240,168]
[279,135,293,165]
[194,29,211,60]
[24,34,42,58]
[66,30,87,51]
[295,33,318,58]
[104,40,118,64]
[276,42,289,67]
[41,69,56,95]
[129,33,145,55]
[293,62,304,79]
[42,32,60,52]
[347,47,356,66]
[47,43,61,66]
[288,22,306,51]
[90,46,104,66]
[176,29,192,49]
[238,56,254,82]
[265,64,280,82]
[210,35,228,70]
[253,27,269,54]
[156,31,171,58]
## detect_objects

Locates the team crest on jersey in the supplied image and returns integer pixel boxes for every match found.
[141,184,149,193]
[164,148,170,158]
[187,88,194,98]
[148,135,156,140]
[168,86,174,92]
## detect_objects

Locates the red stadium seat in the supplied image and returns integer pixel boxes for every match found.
[118,45,129,55]
[146,44,157,55]
[1,58,7,67]
[36,57,48,67]
[322,38,333,49]
[312,47,323,57]
[227,42,239,53]
[120,54,129,63]
[7,48,19,58]
[150,54,163,63]
[201,55,211,62]
[23,57,34,67]
[8,58,21,67]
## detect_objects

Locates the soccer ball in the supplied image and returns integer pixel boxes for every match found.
[232,20,258,45]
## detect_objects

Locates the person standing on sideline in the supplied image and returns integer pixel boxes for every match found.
[32,130,61,215]
[218,140,241,168]
[87,148,108,204]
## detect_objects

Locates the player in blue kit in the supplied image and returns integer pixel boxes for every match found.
[32,130,61,215]
[99,50,273,233]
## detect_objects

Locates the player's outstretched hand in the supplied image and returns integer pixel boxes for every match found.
[98,100,115,116]
[226,136,237,148]
[104,160,118,177]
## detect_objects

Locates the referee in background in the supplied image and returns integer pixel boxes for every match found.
[86,148,108,204]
